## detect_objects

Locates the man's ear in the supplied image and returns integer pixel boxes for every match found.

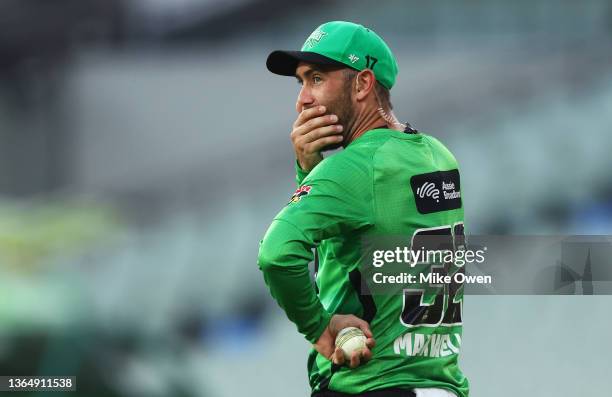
[354,69,376,101]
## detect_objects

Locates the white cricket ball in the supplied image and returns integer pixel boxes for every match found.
[335,327,367,360]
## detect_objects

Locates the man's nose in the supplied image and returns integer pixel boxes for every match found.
[296,86,314,112]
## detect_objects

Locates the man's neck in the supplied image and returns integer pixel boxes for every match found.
[344,108,398,146]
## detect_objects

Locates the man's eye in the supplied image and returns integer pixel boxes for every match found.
[313,75,322,84]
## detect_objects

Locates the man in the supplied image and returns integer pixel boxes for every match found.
[258,21,469,397]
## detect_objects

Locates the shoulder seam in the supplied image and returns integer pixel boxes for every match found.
[370,133,396,226]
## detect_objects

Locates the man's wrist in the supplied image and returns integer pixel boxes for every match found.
[295,160,311,185]
[307,310,332,344]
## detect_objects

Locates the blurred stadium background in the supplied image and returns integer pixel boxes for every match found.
[1,0,611,396]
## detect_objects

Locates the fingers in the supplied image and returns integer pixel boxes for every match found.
[333,347,370,368]
[354,318,373,339]
[293,105,327,129]
[303,135,344,154]
[301,124,343,144]
[348,347,372,368]
[332,347,345,366]
[294,123,343,158]
[328,314,373,339]
[294,115,341,139]
[331,344,375,369]
[361,347,372,362]
[349,350,360,368]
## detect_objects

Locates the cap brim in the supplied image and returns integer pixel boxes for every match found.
[266,50,347,76]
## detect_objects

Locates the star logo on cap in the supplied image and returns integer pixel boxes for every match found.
[348,54,359,64]
[304,28,327,49]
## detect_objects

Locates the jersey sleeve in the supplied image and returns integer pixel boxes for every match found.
[258,158,373,343]
[295,160,310,186]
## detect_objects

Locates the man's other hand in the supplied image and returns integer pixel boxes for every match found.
[314,314,376,368]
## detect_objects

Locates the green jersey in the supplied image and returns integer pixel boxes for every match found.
[258,128,468,396]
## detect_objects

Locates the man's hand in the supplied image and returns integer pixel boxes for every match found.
[314,314,376,369]
[291,106,344,172]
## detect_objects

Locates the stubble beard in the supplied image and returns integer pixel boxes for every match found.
[321,84,355,152]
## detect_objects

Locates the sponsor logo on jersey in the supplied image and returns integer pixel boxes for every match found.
[410,169,462,214]
[416,182,440,203]
[290,185,311,203]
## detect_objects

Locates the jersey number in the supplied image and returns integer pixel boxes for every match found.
[400,223,464,328]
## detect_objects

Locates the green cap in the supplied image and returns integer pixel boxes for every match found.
[266,21,399,89]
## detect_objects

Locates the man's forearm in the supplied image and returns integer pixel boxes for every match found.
[260,262,331,343]
[258,219,331,343]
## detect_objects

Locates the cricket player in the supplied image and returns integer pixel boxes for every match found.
[258,21,468,397]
